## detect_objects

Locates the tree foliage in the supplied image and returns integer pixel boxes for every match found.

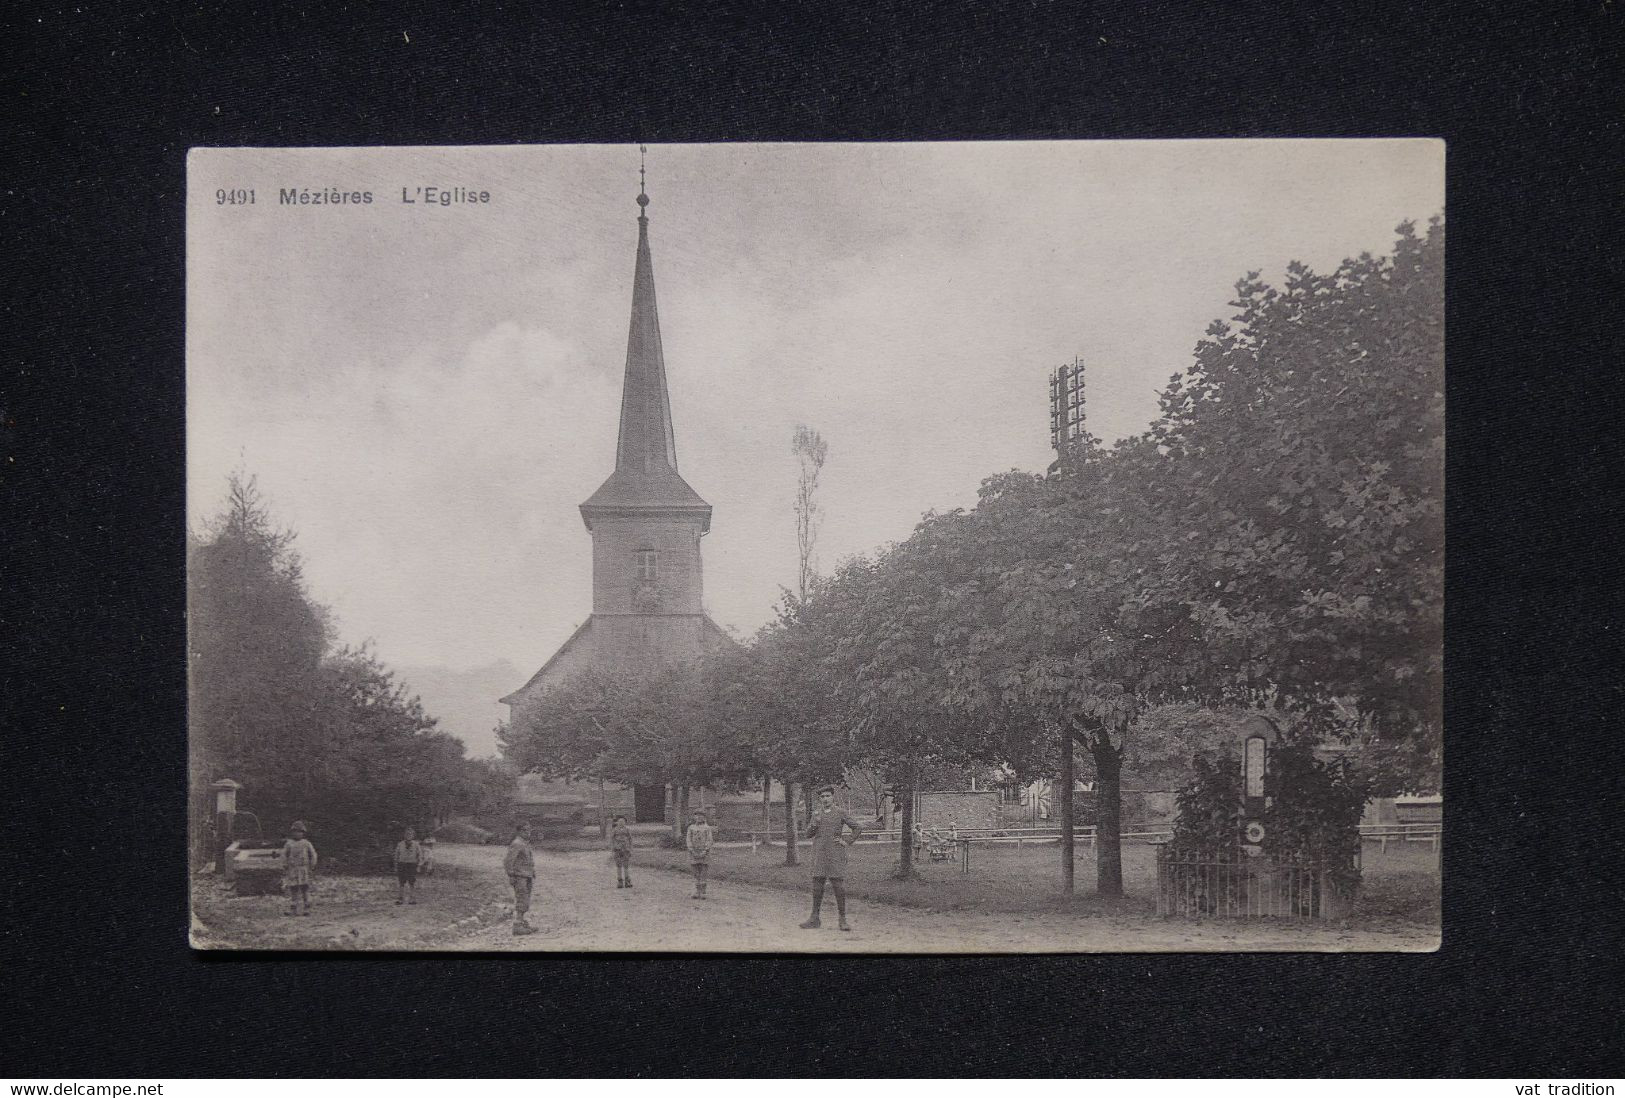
[1145,218,1444,737]
[188,472,491,857]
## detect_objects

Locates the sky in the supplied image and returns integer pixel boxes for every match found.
[188,141,1443,734]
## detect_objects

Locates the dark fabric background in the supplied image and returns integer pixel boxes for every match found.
[4,0,1621,1079]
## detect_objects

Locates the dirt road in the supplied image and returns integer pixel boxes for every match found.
[442,843,1438,953]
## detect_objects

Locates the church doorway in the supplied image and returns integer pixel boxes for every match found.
[633,784,667,824]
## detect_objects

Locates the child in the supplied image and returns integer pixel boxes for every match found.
[684,810,714,899]
[393,826,423,906]
[503,821,537,935]
[610,815,633,889]
[282,820,318,917]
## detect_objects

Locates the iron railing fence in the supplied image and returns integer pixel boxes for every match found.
[1155,845,1361,921]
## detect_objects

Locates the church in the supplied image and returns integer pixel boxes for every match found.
[500,172,738,825]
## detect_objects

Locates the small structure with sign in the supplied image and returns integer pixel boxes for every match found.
[1239,713,1277,855]
[1155,713,1359,921]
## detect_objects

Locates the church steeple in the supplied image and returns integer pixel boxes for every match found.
[501,152,735,726]
[580,154,712,532]
[616,158,678,475]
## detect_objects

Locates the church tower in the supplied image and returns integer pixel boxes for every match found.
[578,176,712,625]
[501,159,734,821]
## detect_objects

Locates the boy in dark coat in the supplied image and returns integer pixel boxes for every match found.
[800,785,862,931]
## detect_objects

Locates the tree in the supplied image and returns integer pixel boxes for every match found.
[745,584,862,864]
[819,518,1019,878]
[785,424,831,848]
[953,219,1443,892]
[188,470,331,798]
[501,653,761,842]
[499,669,623,783]
[320,642,472,840]
[792,424,829,604]
[844,766,891,822]
[935,457,1204,896]
[1145,219,1444,755]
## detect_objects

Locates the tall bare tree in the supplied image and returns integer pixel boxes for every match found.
[792,424,829,605]
[781,424,830,860]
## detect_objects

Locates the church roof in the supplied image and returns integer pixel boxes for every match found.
[499,612,740,708]
[498,617,594,706]
[580,178,712,531]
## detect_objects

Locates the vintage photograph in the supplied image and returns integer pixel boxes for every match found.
[187,141,1443,952]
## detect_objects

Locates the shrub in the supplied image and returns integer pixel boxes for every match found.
[1171,741,1369,897]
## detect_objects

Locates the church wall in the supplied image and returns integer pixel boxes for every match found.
[590,516,705,614]
[592,614,712,674]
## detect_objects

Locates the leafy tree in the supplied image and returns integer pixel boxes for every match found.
[956,219,1443,892]
[1145,219,1444,749]
[816,517,1029,878]
[939,457,1183,895]
[319,642,472,840]
[749,577,868,862]
[500,653,761,842]
[499,669,622,783]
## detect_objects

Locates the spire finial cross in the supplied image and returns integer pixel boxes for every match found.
[637,144,649,212]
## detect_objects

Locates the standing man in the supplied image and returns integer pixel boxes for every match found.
[800,785,862,931]
[504,820,537,936]
[685,810,715,899]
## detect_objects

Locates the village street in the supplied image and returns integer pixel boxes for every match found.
[442,842,1438,954]
[190,840,1438,953]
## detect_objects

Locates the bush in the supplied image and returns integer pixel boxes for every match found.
[1171,741,1369,895]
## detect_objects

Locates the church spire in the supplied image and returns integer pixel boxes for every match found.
[615,149,678,475]
[580,150,711,531]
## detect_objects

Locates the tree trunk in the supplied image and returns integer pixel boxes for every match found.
[762,777,771,830]
[669,785,682,844]
[598,777,608,840]
[896,779,915,879]
[678,784,691,839]
[1092,738,1124,897]
[1059,731,1075,894]
[781,778,799,865]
